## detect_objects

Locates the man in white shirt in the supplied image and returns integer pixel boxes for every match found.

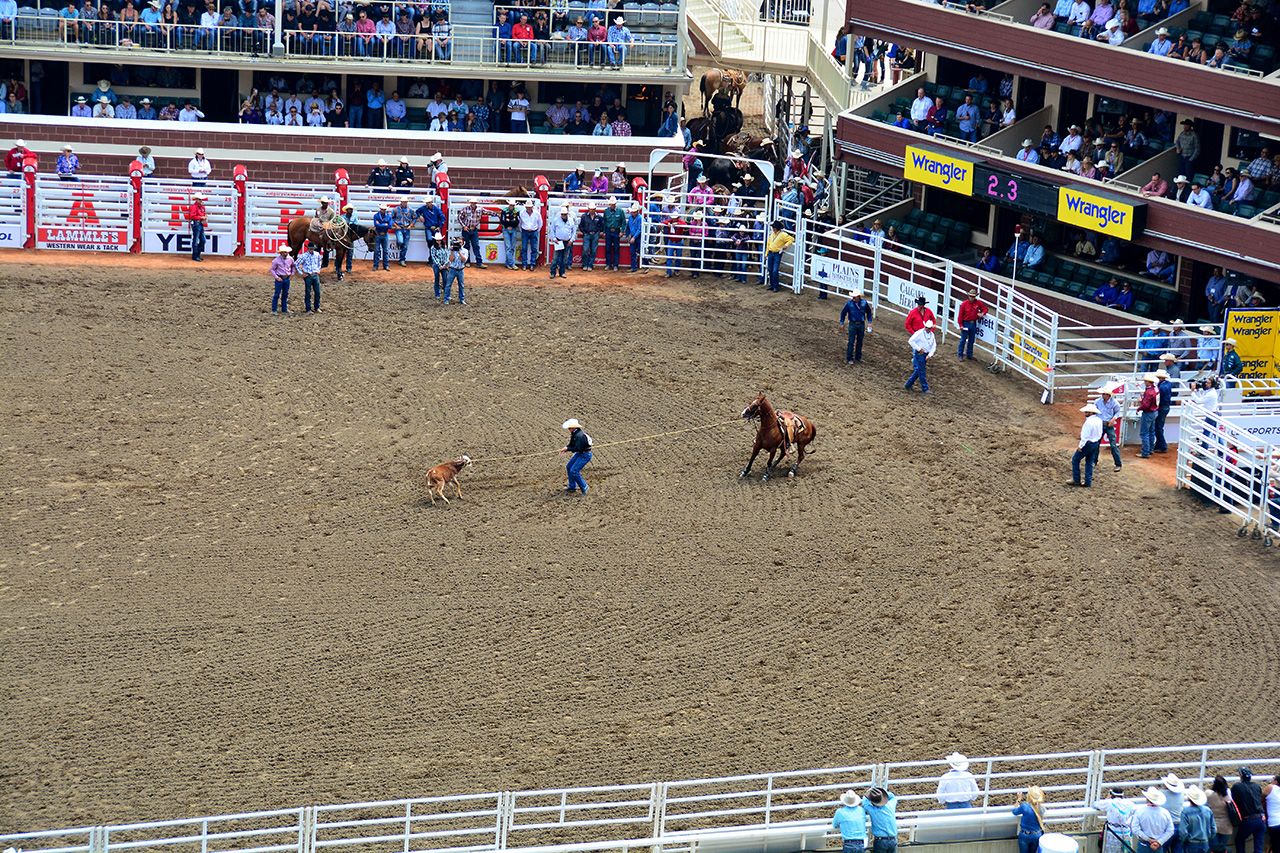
[93,96,115,118]
[1186,180,1213,209]
[905,319,937,393]
[1016,138,1040,164]
[284,92,303,115]
[548,207,577,278]
[1067,0,1089,23]
[1072,403,1104,486]
[909,87,931,132]
[517,199,542,269]
[427,92,449,122]
[188,148,212,184]
[1059,125,1083,155]
[179,103,205,122]
[428,152,448,186]
[508,91,530,134]
[937,754,981,809]
[1131,788,1174,852]
[265,106,284,125]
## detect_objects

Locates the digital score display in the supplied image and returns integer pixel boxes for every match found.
[972,165,1061,218]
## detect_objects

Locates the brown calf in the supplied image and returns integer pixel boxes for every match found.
[426,455,472,504]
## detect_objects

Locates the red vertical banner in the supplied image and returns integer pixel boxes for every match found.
[535,175,549,265]
[22,154,36,249]
[630,175,648,206]
[128,159,144,253]
[233,165,247,257]
[334,168,349,211]
[436,175,450,226]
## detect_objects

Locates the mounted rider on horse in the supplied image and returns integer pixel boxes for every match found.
[309,196,350,265]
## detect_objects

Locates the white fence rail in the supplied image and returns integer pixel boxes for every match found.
[1177,401,1280,543]
[34,174,132,251]
[4,745,1278,853]
[0,175,27,248]
[244,181,333,255]
[141,179,238,256]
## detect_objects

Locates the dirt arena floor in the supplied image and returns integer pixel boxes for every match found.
[2,250,1278,833]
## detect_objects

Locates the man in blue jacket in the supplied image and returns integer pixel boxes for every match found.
[371,203,393,271]
[839,289,874,363]
[414,195,446,251]
[560,418,592,495]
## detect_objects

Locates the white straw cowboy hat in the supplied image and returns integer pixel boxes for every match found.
[195,147,205,155]
[1224,338,1238,346]
[1199,325,1215,334]
[696,175,708,183]
[378,203,389,210]
[399,155,409,163]
[587,202,597,210]
[191,192,207,199]
[377,158,387,166]
[1186,786,1207,807]
[839,791,862,808]
[608,197,618,204]
[525,199,534,206]
[630,202,641,212]
[62,144,74,151]
[1143,373,1158,383]
[1155,369,1170,379]
[1081,403,1100,414]
[562,419,581,429]
[1022,138,1034,147]
[15,138,25,147]
[1101,383,1120,395]
[1143,787,1167,806]
[1160,352,1178,361]
[431,152,443,161]
[947,753,969,771]
[924,320,936,330]
[1163,775,1185,793]
[277,246,290,253]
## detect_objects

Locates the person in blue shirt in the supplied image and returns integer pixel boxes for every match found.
[1177,786,1216,853]
[1154,368,1174,453]
[976,248,999,274]
[1204,267,1228,322]
[1024,234,1045,269]
[1138,322,1166,370]
[839,290,874,363]
[627,201,644,271]
[1098,236,1121,265]
[495,10,512,62]
[1012,787,1047,853]
[414,196,446,247]
[1006,237,1029,264]
[1093,276,1119,306]
[832,791,868,853]
[1111,282,1135,311]
[391,199,416,266]
[956,94,980,143]
[862,788,898,853]
[891,111,911,129]
[371,203,393,271]
[657,104,679,139]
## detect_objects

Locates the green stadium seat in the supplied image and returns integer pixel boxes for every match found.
[1065,280,1085,297]
[1134,300,1152,316]
[1235,204,1258,218]
[921,212,940,230]
[948,223,971,248]
[905,208,924,225]
[924,231,945,254]
[1084,284,1099,300]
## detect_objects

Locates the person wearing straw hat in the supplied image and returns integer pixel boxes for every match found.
[956,289,988,361]
[1136,373,1160,458]
[1132,787,1175,853]
[833,790,868,853]
[862,787,899,853]
[937,753,980,809]
[1096,383,1123,470]
[1095,789,1137,853]
[186,191,208,262]
[1153,367,1174,454]
[297,239,322,313]
[1178,786,1216,853]
[56,144,79,181]
[905,319,937,394]
[1162,776,1187,853]
[1013,787,1048,853]
[579,201,603,271]
[6,138,30,176]
[187,147,211,186]
[602,197,626,271]
[559,418,592,495]
[1219,338,1243,384]
[1071,403,1104,487]
[270,246,294,313]
[627,201,644,272]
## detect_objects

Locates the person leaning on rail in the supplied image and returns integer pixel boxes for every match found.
[937,753,980,809]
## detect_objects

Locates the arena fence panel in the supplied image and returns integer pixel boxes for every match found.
[141,179,238,256]
[0,175,27,248]
[34,174,134,252]
[1177,400,1280,542]
[244,180,339,256]
[345,188,440,264]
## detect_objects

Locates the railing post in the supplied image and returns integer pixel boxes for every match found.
[298,807,316,853]
[940,259,953,345]
[764,775,774,825]
[22,153,36,249]
[1047,313,1059,403]
[871,240,882,315]
[404,803,413,853]
[89,826,107,853]
[651,782,666,853]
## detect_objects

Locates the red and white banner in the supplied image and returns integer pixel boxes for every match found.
[34,176,133,251]
[141,179,238,256]
[244,181,333,256]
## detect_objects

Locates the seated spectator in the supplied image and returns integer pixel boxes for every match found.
[967,71,988,95]
[1110,281,1135,310]
[1067,0,1090,24]
[1184,36,1208,63]
[1006,236,1029,264]
[1081,157,1100,179]
[925,96,948,136]
[1230,172,1256,210]
[1073,230,1098,258]
[1204,45,1231,67]
[1142,249,1175,281]
[892,111,911,129]
[1040,124,1060,150]
[1224,27,1253,65]
[179,100,203,121]
[1024,234,1045,268]
[385,90,407,125]
[1093,276,1120,305]
[1062,151,1083,174]
[545,96,571,132]
[1059,124,1084,156]
[1103,141,1124,177]
[1000,98,1016,128]
[1098,235,1121,265]
[1089,0,1113,25]
[238,98,261,123]
[1166,32,1190,59]
[1078,18,1100,39]
[306,103,325,127]
[976,248,999,273]
[1016,138,1040,163]
[1246,147,1273,188]
[1098,18,1125,43]
[1030,3,1055,27]
[566,111,591,134]
[592,112,612,136]
[1140,172,1169,198]
[1115,7,1137,34]
[1171,175,1191,202]
[1148,26,1173,55]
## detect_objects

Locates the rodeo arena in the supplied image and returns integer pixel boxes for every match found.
[2,0,1280,847]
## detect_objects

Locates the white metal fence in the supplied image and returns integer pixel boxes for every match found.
[1177,401,1280,544]
[0,174,27,248]
[3,745,1276,853]
[33,174,132,252]
[244,181,333,256]
[140,179,237,256]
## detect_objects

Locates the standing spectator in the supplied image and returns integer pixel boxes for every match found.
[427,152,448,187]
[956,290,988,361]
[1136,373,1159,458]
[394,156,414,193]
[1261,775,1279,853]
[577,202,603,270]
[956,94,980,142]
[764,220,794,292]
[1175,120,1200,179]
[839,289,873,364]
[1154,365,1174,452]
[0,0,17,39]
[560,418,592,495]
[548,206,576,278]
[863,788,899,853]
[937,753,980,809]
[500,199,520,270]
[627,201,643,271]
[458,199,486,270]
[518,199,542,269]
[1095,383,1123,470]
[442,237,467,305]
[56,145,79,181]
[602,197,625,270]
[371,203,392,271]
[188,148,211,185]
[297,241,321,312]
[1219,338,1243,382]
[833,791,868,853]
[908,87,930,131]
[1133,788,1175,853]
[187,191,207,262]
[1072,406,1103,487]
[270,246,293,313]
[390,197,414,266]
[367,158,393,188]
[905,319,936,393]
[905,295,936,333]
[1096,789,1137,853]
[508,88,530,134]
[1231,768,1265,853]
[365,81,384,128]
[1178,786,1216,853]
[1205,779,1233,853]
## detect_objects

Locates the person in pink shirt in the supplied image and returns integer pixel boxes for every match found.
[270,246,294,313]
[589,169,610,193]
[586,14,606,65]
[687,173,715,212]
[1140,172,1170,198]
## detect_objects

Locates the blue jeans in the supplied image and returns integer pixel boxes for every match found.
[1165,833,1182,853]
[272,277,290,312]
[1235,816,1265,853]
[842,842,865,853]
[1072,441,1099,485]
[606,43,627,65]
[604,230,621,268]
[766,250,783,290]
[348,103,364,128]
[443,267,464,302]
[503,227,519,267]
[1102,422,1122,467]
[190,221,205,259]
[432,265,445,297]
[630,235,641,270]
[462,229,483,264]
[1018,830,1043,853]
[960,128,978,142]
[905,349,929,391]
[666,239,683,274]
[1154,406,1169,452]
[946,803,970,810]
[873,838,897,853]
[566,450,591,492]
[521,229,539,266]
[374,232,390,269]
[959,320,977,358]
[303,274,320,311]
[1139,410,1157,456]
[552,245,571,275]
[846,322,865,361]
[582,232,600,268]
[395,229,410,264]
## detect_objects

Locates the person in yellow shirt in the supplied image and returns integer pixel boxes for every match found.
[765,220,795,291]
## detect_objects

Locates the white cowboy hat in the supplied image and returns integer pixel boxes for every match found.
[692,211,704,219]
[1101,383,1120,395]
[1224,338,1238,346]
[1143,787,1167,806]
[399,155,409,163]
[1156,26,1169,34]
[1171,318,1184,325]
[1163,775,1185,793]
[98,96,110,103]
[607,197,618,204]
[75,96,87,103]
[924,320,935,330]
[342,203,354,210]
[192,192,207,199]
[431,152,443,161]
[1105,17,1119,27]
[378,203,389,210]
[62,144,74,151]
[616,163,625,169]
[630,202,641,212]
[525,199,535,206]
[277,245,290,253]
[377,158,387,166]
[577,164,586,171]
[946,753,969,771]
[1146,321,1162,330]
[1081,403,1100,414]
[1160,352,1178,361]
[1155,369,1170,379]
[587,202,597,210]
[14,139,25,147]
[140,98,151,104]
[1143,373,1158,382]
[839,791,862,808]
[737,224,747,232]
[1199,325,1215,334]
[614,15,624,23]
[1186,786,1207,807]
[1174,175,1188,183]
[696,175,708,183]
[790,149,803,158]
[319,196,331,204]
[195,147,205,155]
[562,418,581,429]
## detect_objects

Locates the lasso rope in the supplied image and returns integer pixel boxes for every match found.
[467,419,742,464]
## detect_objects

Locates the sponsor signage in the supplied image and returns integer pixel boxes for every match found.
[904,145,976,195]
[37,226,128,250]
[142,232,235,255]
[810,254,865,295]
[951,295,996,345]
[1057,185,1145,241]
[1224,308,1280,381]
[1012,330,1051,373]
[885,274,937,313]
[0,225,22,245]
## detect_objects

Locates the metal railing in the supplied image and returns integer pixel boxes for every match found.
[1177,402,1280,542]
[4,745,1277,853]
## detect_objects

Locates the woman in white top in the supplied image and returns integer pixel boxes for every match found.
[1001,98,1016,127]
[1262,773,1280,852]
[1190,376,1219,413]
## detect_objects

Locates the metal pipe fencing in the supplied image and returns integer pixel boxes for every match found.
[1177,400,1280,543]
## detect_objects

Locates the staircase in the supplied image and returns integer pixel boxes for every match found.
[448,0,494,63]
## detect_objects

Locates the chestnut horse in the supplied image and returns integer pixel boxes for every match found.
[286,216,376,282]
[740,392,816,480]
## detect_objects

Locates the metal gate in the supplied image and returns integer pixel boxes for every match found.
[345,187,422,263]
[141,179,237,256]
[446,189,537,268]
[244,180,333,255]
[0,175,26,249]
[34,175,133,251]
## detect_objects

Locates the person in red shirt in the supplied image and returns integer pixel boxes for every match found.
[664,213,686,277]
[5,138,30,175]
[905,295,936,333]
[512,13,534,62]
[187,191,208,262]
[1136,373,1160,458]
[956,288,988,360]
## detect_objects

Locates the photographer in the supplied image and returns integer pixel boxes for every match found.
[1189,376,1220,414]
[442,236,468,306]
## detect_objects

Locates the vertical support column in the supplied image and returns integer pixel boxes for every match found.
[870,239,882,315]
[273,0,284,55]
[129,159,144,253]
[650,782,667,853]
[334,168,350,211]
[535,175,550,266]
[233,165,247,256]
[940,259,953,344]
[22,154,36,249]
[436,175,451,227]
[298,807,317,853]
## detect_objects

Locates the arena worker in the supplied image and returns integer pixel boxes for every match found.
[1095,384,1123,470]
[955,290,988,361]
[560,418,592,495]
[862,787,899,853]
[1131,787,1175,852]
[905,294,935,333]
[839,289,873,364]
[1071,403,1103,487]
[905,319,936,393]
[832,790,868,853]
[937,753,980,808]
[270,245,293,313]
[1096,789,1137,853]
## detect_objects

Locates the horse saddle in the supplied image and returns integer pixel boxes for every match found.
[776,412,805,453]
